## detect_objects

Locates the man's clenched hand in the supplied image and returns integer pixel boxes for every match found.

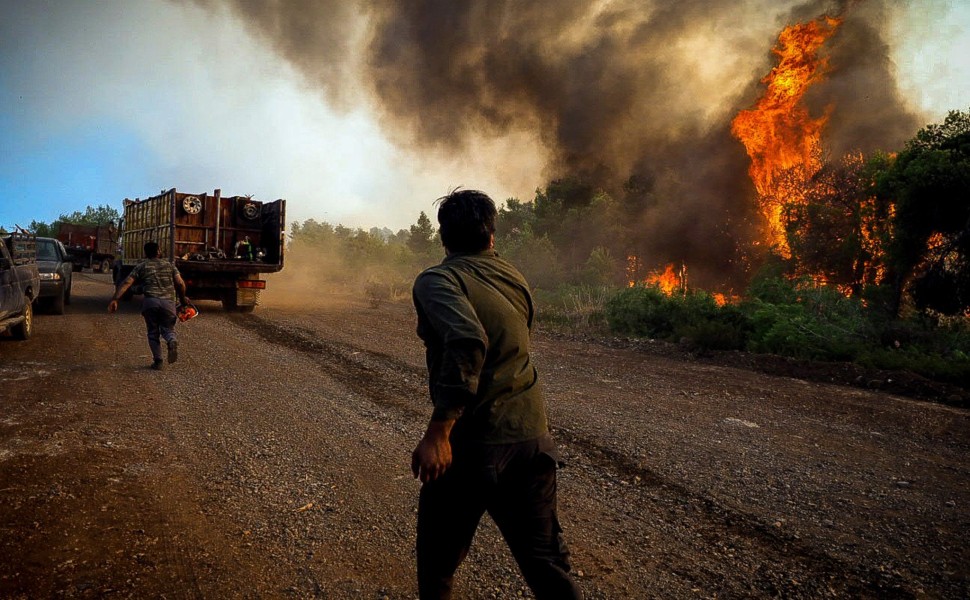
[411,419,455,483]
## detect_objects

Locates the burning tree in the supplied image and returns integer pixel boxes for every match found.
[876,109,970,317]
[782,152,890,297]
[731,15,842,258]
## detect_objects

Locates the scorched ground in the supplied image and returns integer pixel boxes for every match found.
[0,273,967,598]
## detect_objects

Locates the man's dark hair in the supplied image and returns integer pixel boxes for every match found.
[436,189,497,253]
[144,241,159,258]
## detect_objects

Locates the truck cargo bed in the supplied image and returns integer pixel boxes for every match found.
[117,188,286,311]
[120,188,285,270]
[175,258,283,274]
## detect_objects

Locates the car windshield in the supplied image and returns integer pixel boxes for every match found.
[37,240,59,261]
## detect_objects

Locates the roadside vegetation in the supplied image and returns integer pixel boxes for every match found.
[255,109,970,389]
[20,205,120,237]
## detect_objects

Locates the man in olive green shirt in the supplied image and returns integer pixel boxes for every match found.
[411,190,582,599]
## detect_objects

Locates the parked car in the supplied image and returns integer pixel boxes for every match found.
[35,237,72,314]
[0,232,40,339]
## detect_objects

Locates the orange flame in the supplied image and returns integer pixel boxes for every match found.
[731,16,842,257]
[647,263,683,296]
[626,257,685,294]
[626,254,642,288]
[627,256,737,304]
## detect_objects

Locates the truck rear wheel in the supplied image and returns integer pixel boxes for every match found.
[12,301,33,340]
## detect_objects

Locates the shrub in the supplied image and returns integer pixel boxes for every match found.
[745,293,872,361]
[605,285,726,341]
[605,285,674,338]
[681,304,752,352]
[537,284,616,331]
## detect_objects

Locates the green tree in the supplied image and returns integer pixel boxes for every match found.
[25,204,120,237]
[58,204,120,225]
[27,220,55,237]
[407,211,439,259]
[496,197,536,245]
[532,178,597,268]
[580,246,619,286]
[503,233,563,290]
[875,109,970,316]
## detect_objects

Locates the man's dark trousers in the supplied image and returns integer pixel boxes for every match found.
[416,436,583,600]
[141,297,177,362]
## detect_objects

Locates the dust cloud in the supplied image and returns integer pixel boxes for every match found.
[187,0,922,289]
[259,239,428,310]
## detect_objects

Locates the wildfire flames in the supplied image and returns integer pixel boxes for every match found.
[628,258,685,293]
[628,259,730,306]
[625,17,845,305]
[731,15,843,257]
[647,263,685,296]
[629,13,870,307]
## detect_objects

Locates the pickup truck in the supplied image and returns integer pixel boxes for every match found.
[35,236,73,314]
[0,232,41,339]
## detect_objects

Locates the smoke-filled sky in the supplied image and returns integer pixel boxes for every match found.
[1,0,967,249]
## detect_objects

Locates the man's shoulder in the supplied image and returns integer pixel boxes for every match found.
[414,263,458,295]
[134,258,176,274]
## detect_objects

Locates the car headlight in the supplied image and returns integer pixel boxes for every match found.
[40,272,62,281]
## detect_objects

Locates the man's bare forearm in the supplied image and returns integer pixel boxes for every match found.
[112,278,134,301]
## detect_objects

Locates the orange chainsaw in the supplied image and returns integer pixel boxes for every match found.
[177,299,199,322]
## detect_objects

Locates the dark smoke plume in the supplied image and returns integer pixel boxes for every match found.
[185,0,921,288]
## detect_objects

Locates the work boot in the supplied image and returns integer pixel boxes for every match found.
[167,340,179,364]
[151,358,164,370]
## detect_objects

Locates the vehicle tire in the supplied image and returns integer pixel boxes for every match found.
[11,301,33,340]
[50,289,65,315]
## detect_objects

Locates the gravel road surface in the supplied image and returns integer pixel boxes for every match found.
[0,273,967,598]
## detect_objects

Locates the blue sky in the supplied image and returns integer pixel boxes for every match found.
[1,0,968,233]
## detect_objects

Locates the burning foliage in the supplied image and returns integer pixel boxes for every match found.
[186,0,923,294]
[187,0,970,324]
[731,15,842,257]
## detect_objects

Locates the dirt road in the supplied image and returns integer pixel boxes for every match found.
[1,273,967,599]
